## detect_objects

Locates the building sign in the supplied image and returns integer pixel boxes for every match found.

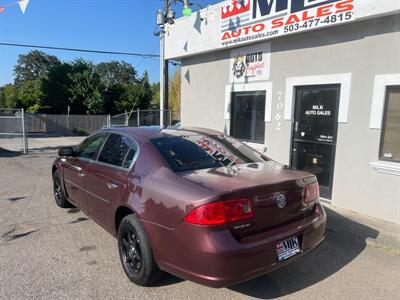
[230,43,270,83]
[220,0,355,46]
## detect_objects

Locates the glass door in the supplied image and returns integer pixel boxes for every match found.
[291,85,340,199]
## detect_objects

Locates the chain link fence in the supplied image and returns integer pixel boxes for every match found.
[109,110,176,127]
[0,108,27,153]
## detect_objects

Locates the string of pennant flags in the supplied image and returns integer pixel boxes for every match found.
[0,0,29,14]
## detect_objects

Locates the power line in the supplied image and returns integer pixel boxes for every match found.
[0,42,160,58]
[134,44,160,69]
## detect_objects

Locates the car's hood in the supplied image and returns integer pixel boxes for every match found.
[178,161,314,194]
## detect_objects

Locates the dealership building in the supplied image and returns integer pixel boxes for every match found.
[164,0,400,224]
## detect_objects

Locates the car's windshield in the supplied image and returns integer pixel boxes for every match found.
[150,134,268,172]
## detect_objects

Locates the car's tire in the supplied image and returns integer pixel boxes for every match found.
[118,214,164,286]
[52,169,74,208]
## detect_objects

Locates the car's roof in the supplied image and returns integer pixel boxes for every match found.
[98,126,224,143]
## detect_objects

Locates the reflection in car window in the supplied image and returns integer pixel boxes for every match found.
[122,148,136,168]
[98,134,136,168]
[151,134,267,172]
[75,134,107,160]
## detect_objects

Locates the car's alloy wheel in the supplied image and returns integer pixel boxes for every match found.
[118,214,164,286]
[52,170,74,208]
[121,228,142,273]
[53,176,63,206]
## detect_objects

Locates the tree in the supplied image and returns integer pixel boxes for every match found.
[17,80,44,112]
[68,59,104,114]
[115,71,152,113]
[2,52,155,115]
[169,68,181,120]
[41,62,74,114]
[14,50,60,86]
[150,82,160,109]
[139,71,152,109]
[0,84,18,108]
[96,61,140,115]
[96,61,138,88]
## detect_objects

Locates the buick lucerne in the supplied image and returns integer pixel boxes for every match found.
[52,127,326,288]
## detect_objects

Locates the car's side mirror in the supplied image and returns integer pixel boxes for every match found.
[58,147,75,157]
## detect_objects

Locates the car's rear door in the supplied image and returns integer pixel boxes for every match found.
[63,133,108,213]
[85,133,138,232]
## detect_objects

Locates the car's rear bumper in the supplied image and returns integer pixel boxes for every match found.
[146,202,326,288]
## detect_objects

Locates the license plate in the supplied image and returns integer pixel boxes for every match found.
[277,236,301,262]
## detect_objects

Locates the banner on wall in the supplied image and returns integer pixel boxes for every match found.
[230,43,270,83]
[220,0,355,47]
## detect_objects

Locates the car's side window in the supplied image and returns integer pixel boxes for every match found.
[122,139,137,169]
[98,134,137,168]
[75,133,107,160]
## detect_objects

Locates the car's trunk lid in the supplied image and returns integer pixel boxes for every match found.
[179,161,316,239]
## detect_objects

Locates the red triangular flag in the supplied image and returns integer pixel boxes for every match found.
[0,6,5,13]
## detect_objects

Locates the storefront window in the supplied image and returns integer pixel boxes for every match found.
[231,91,265,144]
[380,86,400,162]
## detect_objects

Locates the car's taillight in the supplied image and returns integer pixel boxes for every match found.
[184,199,254,225]
[303,181,320,204]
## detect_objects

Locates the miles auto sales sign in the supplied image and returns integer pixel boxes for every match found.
[220,0,355,46]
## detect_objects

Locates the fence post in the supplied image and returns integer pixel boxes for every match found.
[21,108,27,153]
[107,115,111,128]
[44,114,47,133]
[137,109,140,127]
[66,113,70,134]
[124,110,128,127]
[169,110,172,126]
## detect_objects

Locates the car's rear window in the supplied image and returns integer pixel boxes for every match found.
[150,134,267,172]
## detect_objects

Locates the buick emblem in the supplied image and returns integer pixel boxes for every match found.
[275,193,287,209]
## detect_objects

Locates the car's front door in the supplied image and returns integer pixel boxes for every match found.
[63,133,107,212]
[85,133,138,232]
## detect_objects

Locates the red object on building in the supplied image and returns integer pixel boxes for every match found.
[221,0,250,19]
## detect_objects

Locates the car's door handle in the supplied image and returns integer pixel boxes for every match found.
[107,182,119,190]
[78,172,86,177]
[132,174,141,183]
[73,166,82,172]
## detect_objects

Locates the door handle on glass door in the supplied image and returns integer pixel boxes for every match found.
[107,182,119,190]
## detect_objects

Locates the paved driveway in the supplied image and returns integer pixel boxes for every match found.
[0,142,399,299]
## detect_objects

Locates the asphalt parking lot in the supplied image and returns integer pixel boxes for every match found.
[1,138,399,300]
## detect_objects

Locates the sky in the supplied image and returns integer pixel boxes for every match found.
[0,0,221,86]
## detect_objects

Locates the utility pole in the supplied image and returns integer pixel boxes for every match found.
[157,0,192,127]
[158,0,170,127]
[159,6,168,127]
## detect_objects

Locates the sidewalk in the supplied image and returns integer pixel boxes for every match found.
[26,135,86,152]
[325,203,400,255]
[0,135,85,153]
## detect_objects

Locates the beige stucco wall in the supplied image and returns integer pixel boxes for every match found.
[180,15,400,224]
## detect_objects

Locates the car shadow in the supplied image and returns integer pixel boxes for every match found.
[228,206,379,299]
[0,147,22,157]
[150,274,185,287]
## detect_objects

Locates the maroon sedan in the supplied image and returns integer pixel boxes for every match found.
[52,127,326,288]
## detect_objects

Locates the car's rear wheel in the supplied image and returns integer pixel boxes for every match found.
[118,214,163,286]
[53,170,74,208]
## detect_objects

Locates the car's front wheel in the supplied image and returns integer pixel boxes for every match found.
[53,169,74,208]
[118,214,163,286]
